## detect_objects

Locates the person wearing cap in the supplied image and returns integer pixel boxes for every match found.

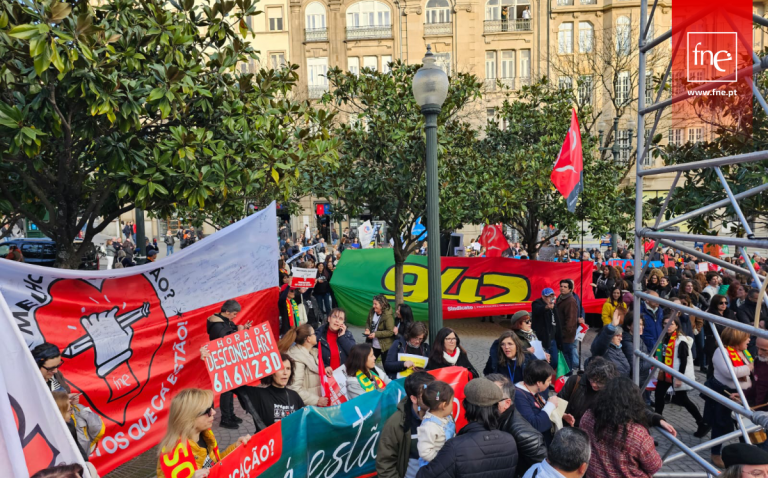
[510,311,547,361]
[532,288,562,371]
[721,443,768,476]
[416,378,518,478]
[146,249,158,263]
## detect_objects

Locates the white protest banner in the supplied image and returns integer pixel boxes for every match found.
[358,221,374,248]
[204,322,282,393]
[291,268,318,288]
[0,293,90,478]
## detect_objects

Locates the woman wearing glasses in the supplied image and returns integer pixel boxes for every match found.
[32,342,67,392]
[157,388,251,478]
[510,310,550,363]
[425,327,479,379]
[483,331,531,383]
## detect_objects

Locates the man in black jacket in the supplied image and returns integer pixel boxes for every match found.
[488,374,547,477]
[531,288,561,370]
[417,378,518,478]
[206,299,256,429]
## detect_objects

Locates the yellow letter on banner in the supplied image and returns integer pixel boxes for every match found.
[382,264,429,303]
[481,274,530,304]
[441,268,482,303]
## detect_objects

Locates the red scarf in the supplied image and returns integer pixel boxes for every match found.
[446,348,458,358]
[327,330,341,369]
[663,331,677,382]
[727,347,753,367]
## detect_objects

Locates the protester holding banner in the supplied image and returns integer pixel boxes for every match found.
[157,388,251,478]
[426,328,479,379]
[484,331,531,383]
[384,322,430,380]
[377,372,436,478]
[245,354,305,432]
[345,343,391,399]
[317,308,356,375]
[416,378,519,478]
[365,294,396,362]
[280,324,329,407]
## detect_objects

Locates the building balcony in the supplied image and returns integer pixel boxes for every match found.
[484,79,497,91]
[519,76,532,86]
[483,19,532,33]
[308,85,328,99]
[346,25,393,40]
[424,22,452,36]
[305,28,328,42]
[500,77,516,89]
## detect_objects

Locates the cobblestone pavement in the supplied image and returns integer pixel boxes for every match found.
[105,318,720,477]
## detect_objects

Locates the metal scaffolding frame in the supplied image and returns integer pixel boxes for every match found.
[634,3,768,476]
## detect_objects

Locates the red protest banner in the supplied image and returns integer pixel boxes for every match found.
[204,322,282,394]
[290,267,317,288]
[209,421,283,478]
[428,366,470,430]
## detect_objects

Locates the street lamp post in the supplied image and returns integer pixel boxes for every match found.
[413,45,449,342]
[598,117,634,252]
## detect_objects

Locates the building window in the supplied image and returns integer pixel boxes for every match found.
[307,57,329,99]
[382,55,392,73]
[426,0,451,23]
[346,1,391,28]
[618,129,631,163]
[616,70,630,105]
[435,53,451,76]
[270,52,286,69]
[578,75,593,105]
[306,2,327,30]
[487,108,495,124]
[578,22,593,53]
[268,7,283,31]
[486,51,497,80]
[688,127,703,144]
[645,70,654,105]
[501,50,515,78]
[616,16,631,55]
[485,0,513,21]
[668,128,683,146]
[348,57,360,76]
[558,22,573,54]
[520,49,531,79]
[559,76,572,90]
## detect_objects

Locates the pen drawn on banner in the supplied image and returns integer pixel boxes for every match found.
[204,323,282,393]
[291,268,318,288]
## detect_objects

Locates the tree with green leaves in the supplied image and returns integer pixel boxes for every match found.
[317,61,484,303]
[478,78,635,259]
[0,0,338,267]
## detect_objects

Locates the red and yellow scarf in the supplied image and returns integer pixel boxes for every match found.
[727,347,753,367]
[654,331,677,382]
[286,299,299,328]
[159,429,220,477]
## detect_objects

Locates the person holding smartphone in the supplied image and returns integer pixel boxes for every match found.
[317,308,357,376]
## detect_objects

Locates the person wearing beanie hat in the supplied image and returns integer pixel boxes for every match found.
[510,310,547,360]
[416,378,518,478]
[722,443,768,474]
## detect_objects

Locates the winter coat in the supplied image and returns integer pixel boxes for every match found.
[514,329,538,352]
[366,307,396,353]
[345,366,390,399]
[514,383,555,443]
[415,421,518,478]
[556,294,579,343]
[483,339,533,383]
[105,245,116,257]
[426,350,479,379]
[499,407,547,476]
[286,345,323,406]
[531,297,561,348]
[278,291,303,336]
[376,398,417,478]
[640,302,665,352]
[316,322,356,369]
[661,335,695,392]
[595,276,616,299]
[592,325,654,386]
[601,301,624,327]
[206,313,238,340]
[383,335,430,379]
[604,343,631,376]
[738,299,768,327]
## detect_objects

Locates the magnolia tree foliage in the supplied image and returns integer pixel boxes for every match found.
[0,0,338,267]
[478,78,636,259]
[317,62,484,304]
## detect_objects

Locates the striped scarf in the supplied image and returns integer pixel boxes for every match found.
[727,347,753,367]
[356,370,385,392]
[286,299,299,328]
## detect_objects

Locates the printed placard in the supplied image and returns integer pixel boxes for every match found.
[209,421,283,478]
[575,323,589,342]
[291,268,318,288]
[396,353,429,378]
[204,322,282,394]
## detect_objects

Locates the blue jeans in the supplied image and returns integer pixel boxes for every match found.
[166,245,174,255]
[549,339,559,371]
[316,293,332,318]
[561,342,579,373]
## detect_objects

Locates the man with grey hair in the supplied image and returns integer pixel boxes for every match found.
[488,373,547,476]
[522,428,590,478]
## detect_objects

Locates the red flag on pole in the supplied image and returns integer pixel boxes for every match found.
[479,224,508,258]
[551,108,584,213]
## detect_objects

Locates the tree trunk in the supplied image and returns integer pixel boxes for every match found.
[54,234,84,269]
[394,259,405,305]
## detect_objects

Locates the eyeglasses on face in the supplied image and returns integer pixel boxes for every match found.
[41,361,63,372]
[199,403,215,417]
[523,320,532,324]
[444,337,457,342]
[718,301,728,305]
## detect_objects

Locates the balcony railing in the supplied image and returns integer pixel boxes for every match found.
[305,28,328,42]
[556,0,574,5]
[484,79,497,91]
[346,25,392,40]
[580,0,597,4]
[500,77,516,89]
[308,84,328,99]
[424,22,452,36]
[483,19,532,33]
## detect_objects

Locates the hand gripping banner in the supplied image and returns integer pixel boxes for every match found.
[330,249,601,325]
[0,204,280,475]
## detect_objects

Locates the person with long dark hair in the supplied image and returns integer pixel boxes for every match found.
[595,265,617,299]
[278,286,304,336]
[580,377,662,477]
[704,294,734,378]
[653,316,710,438]
[365,294,396,363]
[384,322,430,379]
[394,303,415,338]
[601,286,626,327]
[313,263,333,320]
[346,343,391,399]
[425,327,479,379]
[483,330,530,383]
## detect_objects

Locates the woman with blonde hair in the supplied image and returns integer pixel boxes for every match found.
[157,389,251,478]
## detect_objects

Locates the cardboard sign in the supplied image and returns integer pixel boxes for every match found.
[290,267,318,288]
[204,323,282,394]
[209,420,283,478]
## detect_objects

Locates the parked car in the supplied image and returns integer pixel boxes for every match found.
[0,238,99,270]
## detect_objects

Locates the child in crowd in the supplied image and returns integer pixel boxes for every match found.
[417,381,456,466]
